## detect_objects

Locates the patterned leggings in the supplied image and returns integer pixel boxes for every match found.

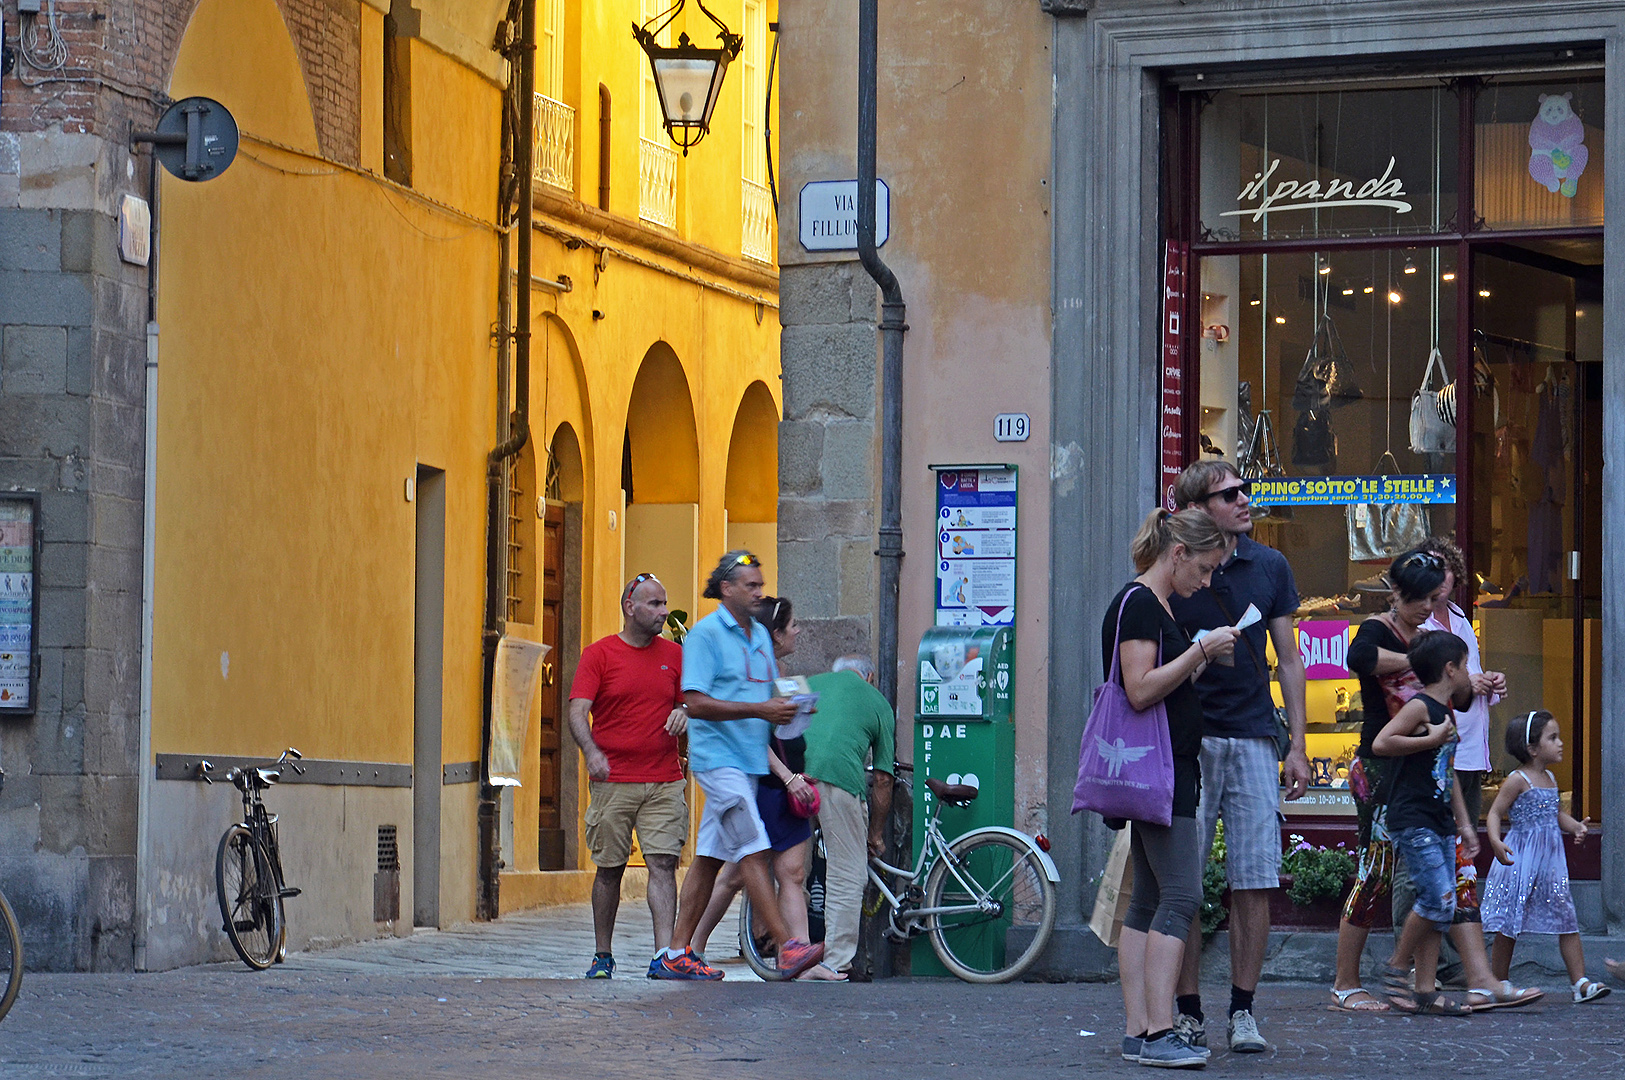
[1342,757,1392,928]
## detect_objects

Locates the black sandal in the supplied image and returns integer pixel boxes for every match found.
[1409,991,1472,1017]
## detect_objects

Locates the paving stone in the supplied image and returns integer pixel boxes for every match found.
[0,901,1621,1079]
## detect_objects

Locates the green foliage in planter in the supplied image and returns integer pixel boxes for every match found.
[1200,821,1227,938]
[1281,833,1356,907]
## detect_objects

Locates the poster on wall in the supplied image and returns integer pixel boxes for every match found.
[1161,242,1188,511]
[933,466,1017,627]
[0,495,39,714]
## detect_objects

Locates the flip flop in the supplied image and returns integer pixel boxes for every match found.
[796,962,848,982]
[1328,987,1391,1013]
[1574,977,1611,1003]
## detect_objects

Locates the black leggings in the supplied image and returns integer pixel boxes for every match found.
[1122,816,1202,939]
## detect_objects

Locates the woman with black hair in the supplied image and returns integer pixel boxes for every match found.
[1328,548,1447,1012]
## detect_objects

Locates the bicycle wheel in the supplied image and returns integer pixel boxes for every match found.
[215,825,283,970]
[737,894,780,981]
[924,830,1056,983]
[0,888,21,1022]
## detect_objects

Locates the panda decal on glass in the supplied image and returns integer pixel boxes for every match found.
[1527,92,1590,199]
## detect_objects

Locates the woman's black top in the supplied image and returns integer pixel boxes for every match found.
[758,736,805,791]
[1347,616,1410,759]
[1100,582,1201,819]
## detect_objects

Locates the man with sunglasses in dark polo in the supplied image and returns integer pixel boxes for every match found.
[569,572,688,980]
[657,550,824,980]
[1167,461,1311,1055]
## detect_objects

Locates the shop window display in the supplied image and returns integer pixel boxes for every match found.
[1181,69,1605,836]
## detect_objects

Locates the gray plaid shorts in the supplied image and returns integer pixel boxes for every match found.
[1196,736,1283,891]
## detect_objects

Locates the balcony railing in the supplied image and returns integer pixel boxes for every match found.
[533,93,574,193]
[639,137,678,229]
[741,178,774,263]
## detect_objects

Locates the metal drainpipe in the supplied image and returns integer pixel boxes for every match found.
[479,0,534,921]
[134,147,160,972]
[857,0,907,977]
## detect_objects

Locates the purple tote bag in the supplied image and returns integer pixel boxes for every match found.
[1070,585,1176,827]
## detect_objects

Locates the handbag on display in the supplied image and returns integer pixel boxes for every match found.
[1071,586,1176,827]
[1291,410,1337,468]
[1346,452,1431,562]
[1238,409,1284,481]
[1409,347,1457,454]
[1291,313,1363,413]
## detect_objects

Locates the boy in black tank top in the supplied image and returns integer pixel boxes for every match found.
[1372,630,1477,1015]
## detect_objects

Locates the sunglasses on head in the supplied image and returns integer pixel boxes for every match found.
[1204,480,1252,504]
[1397,551,1444,573]
[623,571,659,601]
[723,553,762,582]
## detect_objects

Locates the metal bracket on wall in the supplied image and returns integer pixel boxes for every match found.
[442,761,479,785]
[155,753,412,787]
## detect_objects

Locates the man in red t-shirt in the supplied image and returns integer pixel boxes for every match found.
[568,572,687,979]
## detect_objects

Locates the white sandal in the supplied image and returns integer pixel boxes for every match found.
[1574,976,1612,1003]
[1329,986,1390,1012]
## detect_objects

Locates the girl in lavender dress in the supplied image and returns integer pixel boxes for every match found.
[1481,710,1611,1003]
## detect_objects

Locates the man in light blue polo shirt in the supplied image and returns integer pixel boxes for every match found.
[653,550,825,981]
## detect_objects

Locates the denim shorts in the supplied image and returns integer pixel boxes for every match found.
[1391,826,1457,931]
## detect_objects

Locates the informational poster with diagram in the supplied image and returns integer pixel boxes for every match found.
[933,466,1017,626]
[0,497,36,713]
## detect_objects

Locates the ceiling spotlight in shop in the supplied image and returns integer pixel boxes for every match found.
[1249,293,1261,306]
[1342,287,1355,296]
[1479,288,1492,298]
[1441,272,1457,282]
[1274,315,1287,324]
[1388,290,1403,304]
[1363,285,1374,294]
[1318,255,1332,276]
[1403,255,1418,275]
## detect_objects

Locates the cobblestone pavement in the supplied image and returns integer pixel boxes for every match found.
[4,906,1624,1080]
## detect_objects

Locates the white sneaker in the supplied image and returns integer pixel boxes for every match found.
[1172,1012,1207,1052]
[1227,1009,1268,1053]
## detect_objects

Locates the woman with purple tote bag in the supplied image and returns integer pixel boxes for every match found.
[1078,508,1238,1070]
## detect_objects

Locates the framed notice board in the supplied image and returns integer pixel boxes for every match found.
[931,465,1017,627]
[0,493,40,715]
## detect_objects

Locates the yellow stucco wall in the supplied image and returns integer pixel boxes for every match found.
[154,0,782,931]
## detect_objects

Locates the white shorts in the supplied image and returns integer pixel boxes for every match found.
[693,767,771,863]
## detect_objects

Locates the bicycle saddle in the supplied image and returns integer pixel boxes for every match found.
[925,777,979,805]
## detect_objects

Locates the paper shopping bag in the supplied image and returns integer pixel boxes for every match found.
[1089,827,1135,948]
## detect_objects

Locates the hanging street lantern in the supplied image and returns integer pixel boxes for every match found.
[632,0,742,155]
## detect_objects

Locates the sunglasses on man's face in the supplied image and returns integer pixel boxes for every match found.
[1204,480,1252,504]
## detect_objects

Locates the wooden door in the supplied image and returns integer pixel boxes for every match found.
[537,500,567,869]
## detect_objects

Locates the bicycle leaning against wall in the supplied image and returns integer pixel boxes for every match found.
[741,764,1059,983]
[200,748,304,970]
[0,769,23,1021]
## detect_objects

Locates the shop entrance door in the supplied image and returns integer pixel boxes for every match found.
[1469,241,1603,820]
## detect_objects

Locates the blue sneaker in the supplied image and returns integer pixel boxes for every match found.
[584,953,615,979]
[1122,1035,1144,1062]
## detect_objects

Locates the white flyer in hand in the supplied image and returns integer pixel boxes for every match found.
[1235,603,1262,630]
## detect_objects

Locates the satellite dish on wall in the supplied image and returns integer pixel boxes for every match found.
[135,97,239,182]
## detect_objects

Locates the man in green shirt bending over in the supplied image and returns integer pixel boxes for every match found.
[803,656,896,979]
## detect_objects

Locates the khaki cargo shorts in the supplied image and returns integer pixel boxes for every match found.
[584,779,688,867]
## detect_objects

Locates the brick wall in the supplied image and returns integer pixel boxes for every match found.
[1,0,362,165]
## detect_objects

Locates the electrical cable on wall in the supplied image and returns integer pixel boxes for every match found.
[19,0,68,72]
[765,21,779,212]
